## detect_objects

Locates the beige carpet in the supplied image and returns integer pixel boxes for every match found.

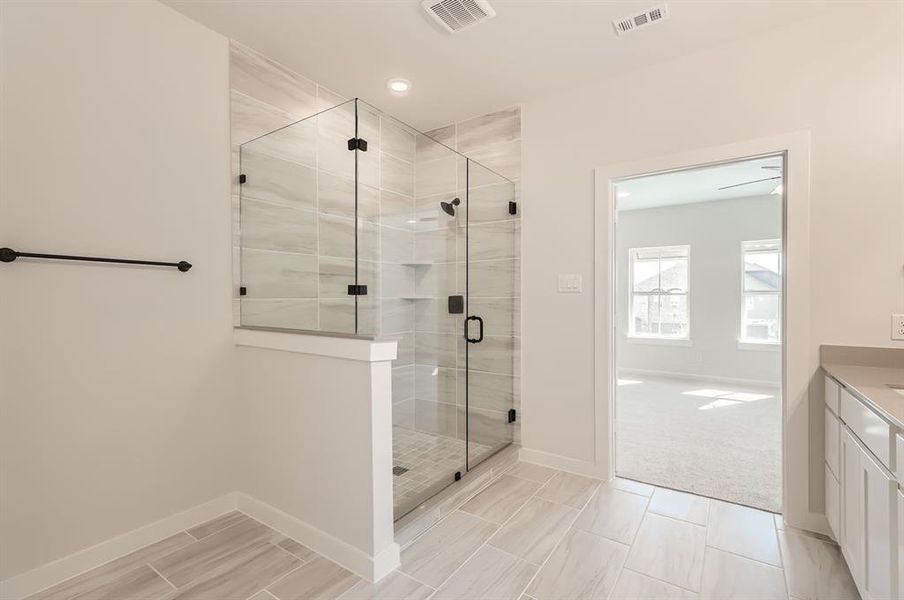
[615,374,782,512]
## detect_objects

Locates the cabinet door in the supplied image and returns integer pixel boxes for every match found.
[840,426,864,588]
[862,448,895,600]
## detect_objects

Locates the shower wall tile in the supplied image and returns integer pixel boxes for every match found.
[423,124,456,150]
[382,152,415,197]
[381,118,417,163]
[242,298,318,331]
[391,332,415,366]
[460,220,518,262]
[241,249,317,298]
[458,406,510,447]
[318,257,379,299]
[459,334,516,376]
[242,200,317,255]
[468,259,519,298]
[466,140,521,182]
[414,227,458,263]
[466,297,518,337]
[415,298,459,334]
[415,155,458,198]
[414,194,457,232]
[415,365,458,405]
[230,90,296,146]
[455,107,520,155]
[382,299,415,335]
[318,214,379,261]
[317,172,379,222]
[317,132,356,181]
[241,151,316,209]
[381,190,415,230]
[415,400,459,438]
[316,85,347,111]
[230,41,318,119]
[381,226,415,264]
[319,298,377,335]
[382,263,415,299]
[414,332,457,368]
[244,119,317,167]
[414,262,461,298]
[468,182,517,224]
[393,399,415,429]
[393,365,415,403]
[457,370,515,412]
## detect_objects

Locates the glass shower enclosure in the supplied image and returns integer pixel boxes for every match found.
[238,99,518,519]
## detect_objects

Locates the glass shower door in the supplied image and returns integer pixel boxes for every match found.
[464,161,518,468]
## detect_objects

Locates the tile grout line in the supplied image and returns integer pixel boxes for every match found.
[146,563,178,591]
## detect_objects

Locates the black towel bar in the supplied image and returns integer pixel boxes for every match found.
[0,247,192,272]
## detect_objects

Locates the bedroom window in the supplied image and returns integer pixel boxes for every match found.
[628,245,690,339]
[741,239,782,344]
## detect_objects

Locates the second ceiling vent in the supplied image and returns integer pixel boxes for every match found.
[422,0,496,33]
[613,4,670,36]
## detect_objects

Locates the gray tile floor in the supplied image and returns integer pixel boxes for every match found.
[26,461,860,600]
[392,426,489,518]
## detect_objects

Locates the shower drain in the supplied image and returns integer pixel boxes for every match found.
[392,466,409,476]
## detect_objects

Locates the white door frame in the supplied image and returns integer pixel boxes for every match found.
[594,131,827,533]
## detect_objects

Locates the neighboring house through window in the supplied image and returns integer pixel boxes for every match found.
[628,245,690,339]
[741,239,782,344]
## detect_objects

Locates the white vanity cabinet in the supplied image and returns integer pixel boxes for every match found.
[825,373,900,600]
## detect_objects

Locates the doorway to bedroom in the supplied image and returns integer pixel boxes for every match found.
[614,154,784,512]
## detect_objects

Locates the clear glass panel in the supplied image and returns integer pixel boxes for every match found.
[742,293,781,342]
[370,99,467,520]
[465,160,517,470]
[240,100,356,333]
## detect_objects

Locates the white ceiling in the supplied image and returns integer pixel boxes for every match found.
[616,155,783,210]
[162,0,832,131]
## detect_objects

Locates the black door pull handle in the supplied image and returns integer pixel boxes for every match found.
[465,315,484,343]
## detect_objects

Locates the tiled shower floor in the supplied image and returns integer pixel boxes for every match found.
[392,427,490,517]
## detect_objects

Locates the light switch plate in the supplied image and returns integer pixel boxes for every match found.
[558,274,582,293]
[892,314,904,341]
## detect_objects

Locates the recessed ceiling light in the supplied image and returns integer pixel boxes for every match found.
[387,78,411,94]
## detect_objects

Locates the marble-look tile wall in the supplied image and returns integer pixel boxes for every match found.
[412,107,523,449]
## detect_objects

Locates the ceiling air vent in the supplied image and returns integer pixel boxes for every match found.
[613,4,669,36]
[422,0,496,33]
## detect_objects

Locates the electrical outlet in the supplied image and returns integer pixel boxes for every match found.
[892,314,904,341]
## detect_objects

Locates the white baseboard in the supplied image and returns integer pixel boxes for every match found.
[1,491,401,599]
[235,493,399,583]
[518,447,612,481]
[618,367,781,389]
[0,493,238,600]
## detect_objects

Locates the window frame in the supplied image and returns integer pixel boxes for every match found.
[627,244,691,342]
[739,238,782,347]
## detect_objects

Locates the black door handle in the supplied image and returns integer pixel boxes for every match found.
[465,315,484,343]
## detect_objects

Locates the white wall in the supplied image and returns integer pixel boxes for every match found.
[616,196,782,385]
[0,0,233,581]
[521,1,903,514]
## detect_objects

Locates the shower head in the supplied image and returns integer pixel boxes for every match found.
[440,197,461,217]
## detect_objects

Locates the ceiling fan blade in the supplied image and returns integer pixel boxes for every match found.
[718,176,781,191]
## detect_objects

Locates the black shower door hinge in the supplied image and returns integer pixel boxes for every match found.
[508,201,517,215]
[239,286,247,296]
[347,138,368,152]
[239,174,246,184]
[507,408,517,423]
[347,284,368,296]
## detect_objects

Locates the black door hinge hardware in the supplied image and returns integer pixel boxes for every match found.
[239,174,246,184]
[508,201,517,215]
[347,138,368,152]
[454,471,462,481]
[239,286,247,296]
[448,295,464,314]
[507,408,517,423]
[347,284,368,296]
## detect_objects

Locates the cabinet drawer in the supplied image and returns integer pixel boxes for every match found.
[825,463,840,541]
[825,375,840,415]
[825,406,840,478]
[840,387,892,470]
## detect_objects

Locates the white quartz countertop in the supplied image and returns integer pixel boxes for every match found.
[822,361,904,429]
